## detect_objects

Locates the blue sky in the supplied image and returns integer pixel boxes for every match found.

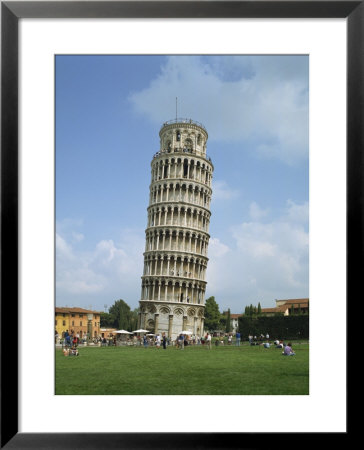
[56,55,309,313]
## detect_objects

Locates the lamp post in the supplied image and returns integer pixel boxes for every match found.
[87,313,93,345]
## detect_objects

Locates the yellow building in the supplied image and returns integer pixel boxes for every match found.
[55,307,102,339]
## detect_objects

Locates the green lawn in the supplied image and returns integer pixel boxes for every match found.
[55,343,309,395]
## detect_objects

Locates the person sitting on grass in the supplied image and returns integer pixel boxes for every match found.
[282,342,295,356]
[67,346,79,356]
[63,348,69,356]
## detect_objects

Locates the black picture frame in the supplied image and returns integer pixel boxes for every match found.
[1,1,356,448]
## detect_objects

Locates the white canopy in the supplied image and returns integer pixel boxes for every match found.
[115,330,133,334]
[132,329,150,333]
[180,330,193,335]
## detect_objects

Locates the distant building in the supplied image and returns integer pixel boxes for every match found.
[230,314,243,331]
[222,298,309,331]
[261,298,309,316]
[55,307,101,339]
[100,328,117,338]
[222,311,242,332]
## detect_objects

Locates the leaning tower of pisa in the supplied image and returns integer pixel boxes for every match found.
[138,118,214,339]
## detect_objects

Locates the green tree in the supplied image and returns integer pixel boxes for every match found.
[100,312,115,328]
[130,307,140,331]
[257,302,262,315]
[225,308,231,333]
[109,299,133,330]
[219,314,227,330]
[204,296,221,331]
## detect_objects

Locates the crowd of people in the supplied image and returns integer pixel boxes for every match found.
[59,328,296,357]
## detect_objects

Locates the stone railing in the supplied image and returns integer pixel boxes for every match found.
[161,118,207,131]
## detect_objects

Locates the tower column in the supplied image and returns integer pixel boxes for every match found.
[168,315,173,338]
[154,314,159,335]
[183,315,187,331]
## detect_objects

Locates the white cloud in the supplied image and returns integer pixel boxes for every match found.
[212,180,240,201]
[72,231,84,242]
[249,201,270,221]
[56,225,145,306]
[56,233,74,260]
[209,237,230,258]
[285,199,309,224]
[129,55,308,165]
[205,200,309,310]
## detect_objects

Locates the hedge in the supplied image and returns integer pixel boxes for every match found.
[238,315,309,340]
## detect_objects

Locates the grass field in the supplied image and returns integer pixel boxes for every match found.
[55,342,309,395]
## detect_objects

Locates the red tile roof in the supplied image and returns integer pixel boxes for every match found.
[277,298,309,305]
[261,308,283,313]
[230,314,242,319]
[55,307,102,314]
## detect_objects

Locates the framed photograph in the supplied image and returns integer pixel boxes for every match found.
[2,0,356,447]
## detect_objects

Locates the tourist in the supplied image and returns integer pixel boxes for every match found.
[228,335,232,345]
[162,333,167,350]
[64,330,69,346]
[235,331,241,346]
[275,340,284,349]
[263,342,270,348]
[70,346,79,356]
[178,334,184,350]
[206,332,212,349]
[155,334,161,348]
[266,333,270,341]
[143,334,148,348]
[282,342,295,356]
